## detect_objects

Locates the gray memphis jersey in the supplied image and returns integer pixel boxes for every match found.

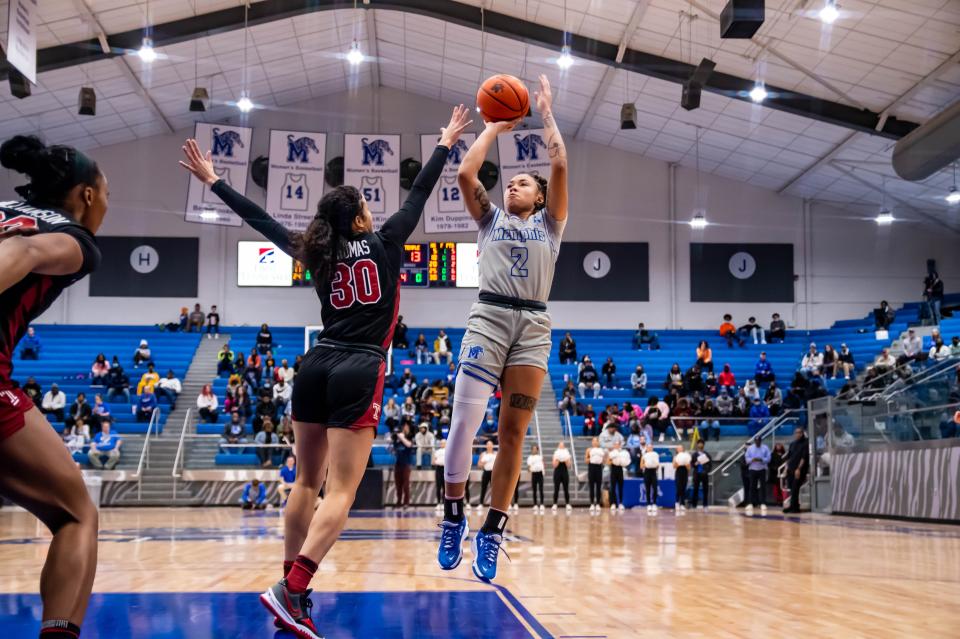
[476,204,565,303]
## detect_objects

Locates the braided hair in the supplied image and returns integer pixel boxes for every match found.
[0,135,100,207]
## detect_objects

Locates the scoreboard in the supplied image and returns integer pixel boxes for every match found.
[401,242,477,288]
[400,244,429,287]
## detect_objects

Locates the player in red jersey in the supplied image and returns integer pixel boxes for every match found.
[180,105,471,639]
[0,136,107,639]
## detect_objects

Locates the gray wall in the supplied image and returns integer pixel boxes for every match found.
[5,86,957,330]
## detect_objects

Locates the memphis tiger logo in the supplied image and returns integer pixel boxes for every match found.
[211,127,244,157]
[361,137,394,166]
[467,345,484,360]
[514,133,546,162]
[258,247,276,264]
[446,139,470,165]
[286,135,320,163]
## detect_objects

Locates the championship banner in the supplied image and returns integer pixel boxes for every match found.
[496,127,551,187]
[344,133,400,229]
[420,132,476,234]
[89,237,199,297]
[549,242,649,301]
[690,243,795,302]
[266,130,327,232]
[184,122,252,227]
[6,0,38,83]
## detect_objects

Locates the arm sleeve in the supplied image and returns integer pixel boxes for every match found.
[211,180,296,255]
[379,145,450,246]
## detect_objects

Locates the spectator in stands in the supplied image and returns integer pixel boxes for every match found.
[634,322,660,350]
[431,439,447,511]
[91,353,109,386]
[837,344,855,380]
[939,411,960,439]
[657,395,672,442]
[433,329,453,365]
[749,354,772,387]
[413,333,430,364]
[716,389,734,418]
[601,357,618,389]
[217,344,235,376]
[263,356,276,385]
[875,300,895,330]
[718,364,736,395]
[821,344,839,379]
[136,387,157,422]
[278,416,295,452]
[767,313,786,343]
[65,392,92,429]
[672,397,696,439]
[293,354,303,374]
[559,332,577,364]
[383,397,400,432]
[204,305,220,339]
[739,316,766,345]
[220,412,247,451]
[22,376,42,407]
[929,337,951,363]
[105,363,131,404]
[256,323,273,354]
[63,423,88,456]
[226,384,252,420]
[392,315,408,349]
[393,424,416,508]
[133,339,152,368]
[578,356,601,399]
[874,348,897,374]
[241,479,267,510]
[720,314,744,348]
[630,365,647,393]
[764,382,782,416]
[155,370,181,410]
[951,336,960,357]
[252,394,275,434]
[691,440,711,509]
[88,421,122,470]
[91,393,110,430]
[923,271,944,325]
[783,428,809,513]
[640,444,660,514]
[186,303,203,332]
[582,415,597,437]
[401,396,417,423]
[19,326,41,360]
[683,364,704,397]
[277,456,296,506]
[136,363,159,396]
[585,438,605,514]
[415,422,436,468]
[41,383,66,421]
[800,343,822,375]
[664,363,683,394]
[692,340,713,374]
[699,398,720,441]
[272,378,292,420]
[430,379,450,405]
[744,378,761,402]
[255,418,278,467]
[552,442,573,513]
[243,347,263,389]
[599,421,624,450]
[276,358,295,386]
[197,384,219,423]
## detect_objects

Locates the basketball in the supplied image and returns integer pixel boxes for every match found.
[477,74,529,122]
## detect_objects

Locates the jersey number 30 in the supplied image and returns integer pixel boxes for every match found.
[0,211,39,236]
[330,259,382,309]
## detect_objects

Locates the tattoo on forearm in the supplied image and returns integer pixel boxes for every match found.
[542,113,556,129]
[473,184,491,214]
[547,133,566,160]
[509,393,537,411]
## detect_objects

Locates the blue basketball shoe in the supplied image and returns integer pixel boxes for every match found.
[437,518,470,570]
[471,529,509,582]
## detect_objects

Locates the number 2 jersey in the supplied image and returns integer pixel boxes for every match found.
[0,201,101,383]
[211,145,450,349]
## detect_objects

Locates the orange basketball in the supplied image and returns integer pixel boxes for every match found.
[477,74,529,122]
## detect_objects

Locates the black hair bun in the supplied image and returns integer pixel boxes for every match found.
[0,135,46,175]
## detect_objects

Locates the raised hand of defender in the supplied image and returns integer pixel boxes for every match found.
[179,138,218,186]
[439,104,474,148]
[534,74,553,114]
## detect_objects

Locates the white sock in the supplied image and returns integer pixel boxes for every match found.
[443,368,494,487]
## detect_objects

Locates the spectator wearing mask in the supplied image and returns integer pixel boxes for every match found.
[433,329,453,365]
[822,345,839,379]
[88,421,122,469]
[478,441,498,506]
[18,326,41,360]
[764,382,782,416]
[768,313,786,343]
[41,383,66,421]
[23,376,42,407]
[695,340,713,373]
[155,370,181,410]
[633,322,660,350]
[739,317,766,345]
[838,344,855,380]
[929,338,951,363]
[133,339,152,368]
[65,392,92,430]
[432,440,447,511]
[136,363,160,396]
[256,324,273,355]
[585,438,605,514]
[716,389,734,418]
[526,445,546,514]
[197,384,219,423]
[392,315,408,349]
[720,314,744,348]
[608,441,630,512]
[875,300,895,330]
[630,365,647,393]
[718,364,736,395]
[277,456,296,506]
[744,436,771,514]
[640,444,661,515]
[272,378,292,420]
[559,332,577,364]
[699,399,720,442]
[136,387,158,422]
[220,412,247,451]
[664,363,683,394]
[783,428,809,513]
[923,271,944,325]
[601,357,618,389]
[217,344,235,376]
[413,334,430,365]
[754,352,775,385]
[255,418,278,467]
[691,440,712,509]
[552,442,573,513]
[241,479,267,510]
[206,305,220,339]
[599,421,625,450]
[91,353,109,386]
[106,364,131,404]
[769,443,787,505]
[800,343,822,375]
[578,357,601,399]
[673,446,692,512]
[393,423,416,508]
[415,423,436,467]
[187,304,205,332]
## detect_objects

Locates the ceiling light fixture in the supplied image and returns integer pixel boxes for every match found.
[236,94,253,113]
[749,83,767,103]
[557,45,574,69]
[346,40,364,65]
[137,37,157,63]
[875,210,894,225]
[690,211,709,229]
[819,0,840,24]
[690,126,708,229]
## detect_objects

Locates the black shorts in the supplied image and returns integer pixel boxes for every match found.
[291,340,386,430]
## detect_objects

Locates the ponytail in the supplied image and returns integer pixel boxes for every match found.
[294,185,362,285]
[0,135,100,207]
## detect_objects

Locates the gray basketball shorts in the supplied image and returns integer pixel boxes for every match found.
[457,301,552,387]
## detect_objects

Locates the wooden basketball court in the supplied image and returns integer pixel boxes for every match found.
[1,506,958,637]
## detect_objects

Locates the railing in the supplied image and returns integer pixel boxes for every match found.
[709,409,800,479]
[838,355,958,402]
[563,410,579,478]
[532,410,544,461]
[171,409,192,499]
[135,407,160,501]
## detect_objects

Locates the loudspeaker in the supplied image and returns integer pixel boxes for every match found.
[400,157,422,190]
[681,58,716,111]
[478,160,499,191]
[9,68,30,99]
[325,156,344,188]
[720,0,765,39]
[251,155,269,189]
[189,87,210,112]
[620,103,637,129]
[78,87,96,116]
